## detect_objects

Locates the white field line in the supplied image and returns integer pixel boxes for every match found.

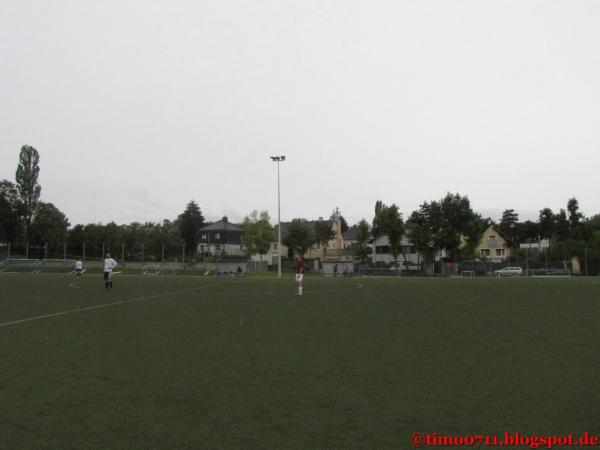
[200,283,364,297]
[0,280,364,329]
[0,283,217,329]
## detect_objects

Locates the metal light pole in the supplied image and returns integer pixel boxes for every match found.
[270,155,286,278]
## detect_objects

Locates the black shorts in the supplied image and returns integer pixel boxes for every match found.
[103,271,110,280]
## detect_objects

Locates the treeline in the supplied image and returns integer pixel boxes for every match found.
[283,192,600,273]
[0,146,71,253]
[497,200,600,270]
[2,146,600,271]
[0,146,206,259]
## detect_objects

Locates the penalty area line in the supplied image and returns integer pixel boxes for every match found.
[0,284,217,329]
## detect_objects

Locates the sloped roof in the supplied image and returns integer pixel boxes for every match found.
[199,217,242,232]
[342,226,359,241]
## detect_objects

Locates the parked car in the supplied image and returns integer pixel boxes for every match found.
[494,266,523,277]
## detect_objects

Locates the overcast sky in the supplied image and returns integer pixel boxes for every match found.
[1,0,599,226]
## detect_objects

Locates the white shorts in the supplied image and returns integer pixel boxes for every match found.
[295,273,303,282]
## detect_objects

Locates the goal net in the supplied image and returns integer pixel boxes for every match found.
[216,261,247,276]
[321,261,354,277]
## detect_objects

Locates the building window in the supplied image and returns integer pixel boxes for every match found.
[201,233,207,240]
[215,233,220,240]
[273,243,278,251]
[496,248,505,256]
[480,249,490,257]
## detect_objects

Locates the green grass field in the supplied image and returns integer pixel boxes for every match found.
[1,273,599,449]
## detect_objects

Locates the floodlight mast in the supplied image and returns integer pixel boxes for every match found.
[270,155,285,278]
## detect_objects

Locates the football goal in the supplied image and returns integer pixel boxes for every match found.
[216,261,247,276]
[321,261,354,277]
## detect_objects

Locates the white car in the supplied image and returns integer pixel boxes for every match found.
[494,266,523,277]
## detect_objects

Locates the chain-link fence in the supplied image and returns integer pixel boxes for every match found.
[0,240,281,275]
[2,240,599,276]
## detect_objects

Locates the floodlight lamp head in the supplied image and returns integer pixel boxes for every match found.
[270,156,278,161]
[280,156,286,161]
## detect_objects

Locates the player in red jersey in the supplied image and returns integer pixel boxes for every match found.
[295,254,304,296]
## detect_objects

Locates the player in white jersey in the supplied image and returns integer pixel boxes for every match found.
[103,253,118,291]
[74,258,83,277]
[295,255,304,296]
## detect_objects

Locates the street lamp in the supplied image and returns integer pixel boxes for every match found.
[270,155,285,278]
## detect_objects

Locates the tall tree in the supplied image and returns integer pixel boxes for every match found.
[242,210,274,259]
[103,221,124,253]
[159,219,185,258]
[517,220,540,243]
[407,193,484,268]
[15,145,41,242]
[435,193,480,260]
[499,209,519,247]
[407,201,439,271]
[353,219,371,263]
[242,213,258,258]
[554,209,569,242]
[283,219,314,257]
[567,198,583,231]
[314,219,335,258]
[29,202,70,251]
[0,180,21,246]
[372,201,404,265]
[538,208,555,240]
[255,211,274,259]
[178,200,204,256]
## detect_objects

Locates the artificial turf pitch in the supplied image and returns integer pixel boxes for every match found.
[0,273,598,449]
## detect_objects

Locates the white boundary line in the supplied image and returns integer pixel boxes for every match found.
[198,282,364,297]
[0,279,364,329]
[0,283,217,329]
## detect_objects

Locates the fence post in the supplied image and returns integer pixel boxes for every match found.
[44,242,48,259]
[7,242,10,259]
[102,242,105,260]
[122,242,125,267]
[83,241,86,263]
[26,241,29,259]
[141,243,144,265]
[585,247,588,276]
[182,244,185,269]
[64,240,67,260]
[162,243,165,265]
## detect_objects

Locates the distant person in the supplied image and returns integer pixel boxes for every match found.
[295,255,304,296]
[75,258,83,277]
[333,264,338,277]
[343,266,349,277]
[103,252,118,291]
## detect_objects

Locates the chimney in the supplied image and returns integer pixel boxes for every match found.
[222,216,228,224]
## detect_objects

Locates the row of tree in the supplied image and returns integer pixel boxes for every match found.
[3,145,600,271]
[0,146,209,259]
[280,193,600,274]
[0,146,71,251]
[280,193,486,267]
